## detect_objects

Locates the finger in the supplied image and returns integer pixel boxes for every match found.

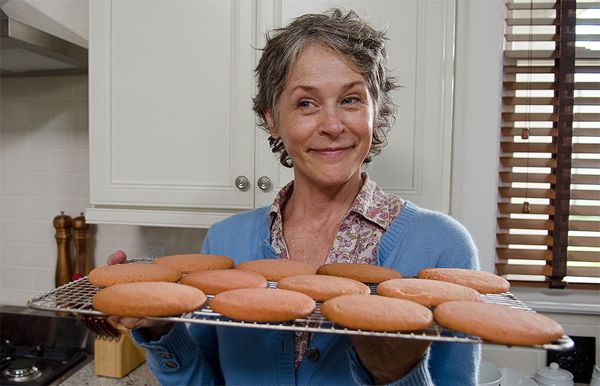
[107,250,127,265]
[107,315,121,325]
[112,316,141,330]
[108,316,159,330]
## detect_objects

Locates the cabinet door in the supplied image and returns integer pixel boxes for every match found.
[255,0,454,212]
[90,0,256,212]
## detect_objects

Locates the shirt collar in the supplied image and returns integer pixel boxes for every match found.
[348,173,397,229]
[269,179,293,229]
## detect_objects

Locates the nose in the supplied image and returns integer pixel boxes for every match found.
[319,105,344,137]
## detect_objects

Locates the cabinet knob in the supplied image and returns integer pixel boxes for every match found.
[257,176,272,192]
[235,176,250,191]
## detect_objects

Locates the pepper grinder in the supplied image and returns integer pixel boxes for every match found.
[73,213,91,277]
[53,212,73,287]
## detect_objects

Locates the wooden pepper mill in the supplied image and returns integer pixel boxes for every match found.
[53,211,73,287]
[73,213,91,277]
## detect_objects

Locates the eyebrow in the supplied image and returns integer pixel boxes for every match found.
[288,80,366,96]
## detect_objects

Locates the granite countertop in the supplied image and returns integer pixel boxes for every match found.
[59,361,158,386]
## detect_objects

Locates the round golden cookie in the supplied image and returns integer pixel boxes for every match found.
[234,259,316,281]
[153,253,234,273]
[209,288,316,322]
[433,301,565,346]
[417,268,510,294]
[277,274,370,301]
[181,269,267,295]
[376,278,481,307]
[92,282,207,317]
[317,263,401,284]
[321,294,432,332]
[88,263,181,288]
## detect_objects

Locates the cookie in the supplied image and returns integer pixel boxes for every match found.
[92,282,207,317]
[209,288,316,322]
[417,268,510,294]
[277,274,370,301]
[181,269,267,295]
[88,263,181,288]
[433,301,564,346]
[235,259,316,281]
[153,253,234,273]
[321,294,433,332]
[376,278,481,307]
[317,263,401,283]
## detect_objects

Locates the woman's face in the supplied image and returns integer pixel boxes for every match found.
[264,43,375,189]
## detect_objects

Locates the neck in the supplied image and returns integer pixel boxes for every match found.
[283,173,364,223]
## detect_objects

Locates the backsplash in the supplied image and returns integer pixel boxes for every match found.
[0,75,205,306]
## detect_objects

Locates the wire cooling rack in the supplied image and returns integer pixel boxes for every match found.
[27,276,574,351]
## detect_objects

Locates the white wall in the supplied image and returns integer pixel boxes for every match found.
[451,0,503,274]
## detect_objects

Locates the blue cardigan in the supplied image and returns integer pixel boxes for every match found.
[134,201,481,385]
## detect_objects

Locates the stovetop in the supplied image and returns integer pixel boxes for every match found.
[1,341,87,385]
[0,305,92,386]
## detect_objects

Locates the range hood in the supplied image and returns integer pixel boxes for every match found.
[0,2,87,77]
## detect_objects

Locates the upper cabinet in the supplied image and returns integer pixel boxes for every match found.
[86,0,455,228]
[88,0,259,227]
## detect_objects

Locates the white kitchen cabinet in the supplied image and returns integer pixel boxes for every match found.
[88,0,260,227]
[87,0,455,228]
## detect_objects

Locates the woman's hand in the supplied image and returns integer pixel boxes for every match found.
[106,250,173,340]
[107,249,128,265]
[351,336,430,385]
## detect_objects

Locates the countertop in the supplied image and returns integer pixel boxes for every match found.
[59,360,158,386]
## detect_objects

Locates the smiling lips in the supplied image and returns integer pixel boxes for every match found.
[311,146,353,156]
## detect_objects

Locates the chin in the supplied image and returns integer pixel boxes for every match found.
[311,169,361,188]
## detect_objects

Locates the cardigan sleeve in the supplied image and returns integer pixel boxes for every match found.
[132,323,221,386]
[129,228,224,386]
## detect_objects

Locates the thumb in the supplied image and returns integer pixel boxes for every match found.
[107,250,127,265]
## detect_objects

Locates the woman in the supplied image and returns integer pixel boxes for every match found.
[110,9,480,385]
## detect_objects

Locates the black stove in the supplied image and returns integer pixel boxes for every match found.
[0,306,91,386]
[1,341,86,385]
[3,358,42,384]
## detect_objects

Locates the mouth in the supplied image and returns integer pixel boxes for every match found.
[311,146,353,156]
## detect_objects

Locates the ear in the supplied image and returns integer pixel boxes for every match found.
[263,109,279,139]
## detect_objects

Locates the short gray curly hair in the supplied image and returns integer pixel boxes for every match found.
[252,8,398,168]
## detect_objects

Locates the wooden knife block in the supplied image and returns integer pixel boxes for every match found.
[94,325,146,378]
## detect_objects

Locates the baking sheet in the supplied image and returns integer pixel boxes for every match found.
[27,276,574,351]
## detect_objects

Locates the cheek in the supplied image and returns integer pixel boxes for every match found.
[353,113,374,140]
[278,115,315,144]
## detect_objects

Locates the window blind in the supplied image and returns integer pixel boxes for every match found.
[496,0,600,288]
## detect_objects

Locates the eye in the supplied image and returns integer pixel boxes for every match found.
[341,97,360,105]
[297,100,315,109]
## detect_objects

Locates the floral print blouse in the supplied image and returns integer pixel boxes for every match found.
[268,173,404,368]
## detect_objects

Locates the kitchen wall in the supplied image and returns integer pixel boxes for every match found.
[0,74,206,306]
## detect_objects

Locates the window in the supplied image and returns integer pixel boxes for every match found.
[496,0,600,288]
